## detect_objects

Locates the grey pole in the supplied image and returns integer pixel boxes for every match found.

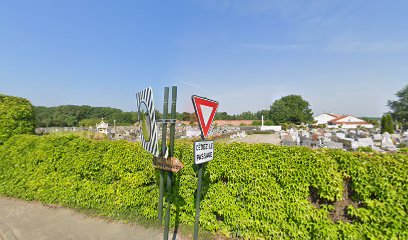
[164,86,177,240]
[194,163,204,240]
[158,87,169,224]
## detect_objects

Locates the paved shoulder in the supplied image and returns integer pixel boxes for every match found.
[0,197,166,240]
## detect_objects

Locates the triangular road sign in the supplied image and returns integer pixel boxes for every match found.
[192,95,219,139]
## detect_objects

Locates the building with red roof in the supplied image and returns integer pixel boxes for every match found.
[314,113,374,129]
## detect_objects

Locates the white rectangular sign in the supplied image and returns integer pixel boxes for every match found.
[194,140,214,164]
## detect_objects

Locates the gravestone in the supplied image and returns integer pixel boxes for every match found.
[373,134,382,141]
[326,141,343,149]
[281,135,296,146]
[357,137,374,147]
[336,132,346,139]
[381,132,396,150]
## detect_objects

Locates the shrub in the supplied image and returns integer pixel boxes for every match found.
[0,94,35,144]
[397,143,407,148]
[0,134,407,239]
[264,120,274,126]
[251,120,261,126]
[356,146,374,152]
[381,114,394,134]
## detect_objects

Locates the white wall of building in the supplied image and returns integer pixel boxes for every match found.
[328,123,374,129]
[261,126,282,131]
[314,114,337,125]
[336,116,365,123]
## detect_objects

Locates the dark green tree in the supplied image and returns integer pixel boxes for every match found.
[236,111,257,120]
[215,112,236,120]
[381,113,395,134]
[386,114,395,134]
[181,112,192,121]
[78,118,101,127]
[269,95,313,124]
[34,105,137,127]
[388,84,408,130]
[0,94,35,143]
[255,109,270,120]
[155,110,163,120]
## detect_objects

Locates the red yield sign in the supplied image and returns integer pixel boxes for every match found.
[191,95,219,139]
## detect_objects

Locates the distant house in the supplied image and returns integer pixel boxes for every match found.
[314,113,343,125]
[314,113,373,129]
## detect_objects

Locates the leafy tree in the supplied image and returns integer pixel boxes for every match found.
[381,114,394,134]
[269,95,313,125]
[385,114,394,133]
[78,118,101,127]
[155,110,163,120]
[255,109,270,120]
[236,111,257,120]
[34,105,137,127]
[388,85,408,130]
[181,112,193,121]
[252,120,262,126]
[381,116,385,132]
[189,112,198,125]
[215,112,235,120]
[264,120,274,126]
[0,94,35,143]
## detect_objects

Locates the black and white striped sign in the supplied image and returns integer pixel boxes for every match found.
[136,87,159,157]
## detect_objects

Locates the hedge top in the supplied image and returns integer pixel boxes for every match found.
[0,94,35,144]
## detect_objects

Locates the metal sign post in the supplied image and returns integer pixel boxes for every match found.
[164,86,177,240]
[192,95,218,240]
[158,87,169,223]
[137,86,183,240]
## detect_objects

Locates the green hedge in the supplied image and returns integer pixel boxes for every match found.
[0,134,407,239]
[0,94,35,144]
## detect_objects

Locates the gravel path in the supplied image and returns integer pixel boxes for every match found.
[0,197,183,240]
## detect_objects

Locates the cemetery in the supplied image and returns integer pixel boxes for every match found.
[278,126,407,152]
[34,116,408,153]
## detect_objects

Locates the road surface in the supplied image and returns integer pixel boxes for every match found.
[0,197,185,240]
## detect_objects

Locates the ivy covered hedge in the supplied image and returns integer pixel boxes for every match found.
[0,94,35,144]
[0,134,407,239]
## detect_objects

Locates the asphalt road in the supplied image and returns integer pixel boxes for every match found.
[0,197,181,240]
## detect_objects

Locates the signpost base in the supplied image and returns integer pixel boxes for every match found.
[164,172,173,240]
[194,163,204,240]
[158,170,165,223]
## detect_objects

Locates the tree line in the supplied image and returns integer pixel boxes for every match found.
[34,94,315,127]
[34,105,137,127]
[29,84,408,130]
[34,105,268,127]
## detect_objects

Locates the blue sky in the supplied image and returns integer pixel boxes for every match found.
[1,0,407,117]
